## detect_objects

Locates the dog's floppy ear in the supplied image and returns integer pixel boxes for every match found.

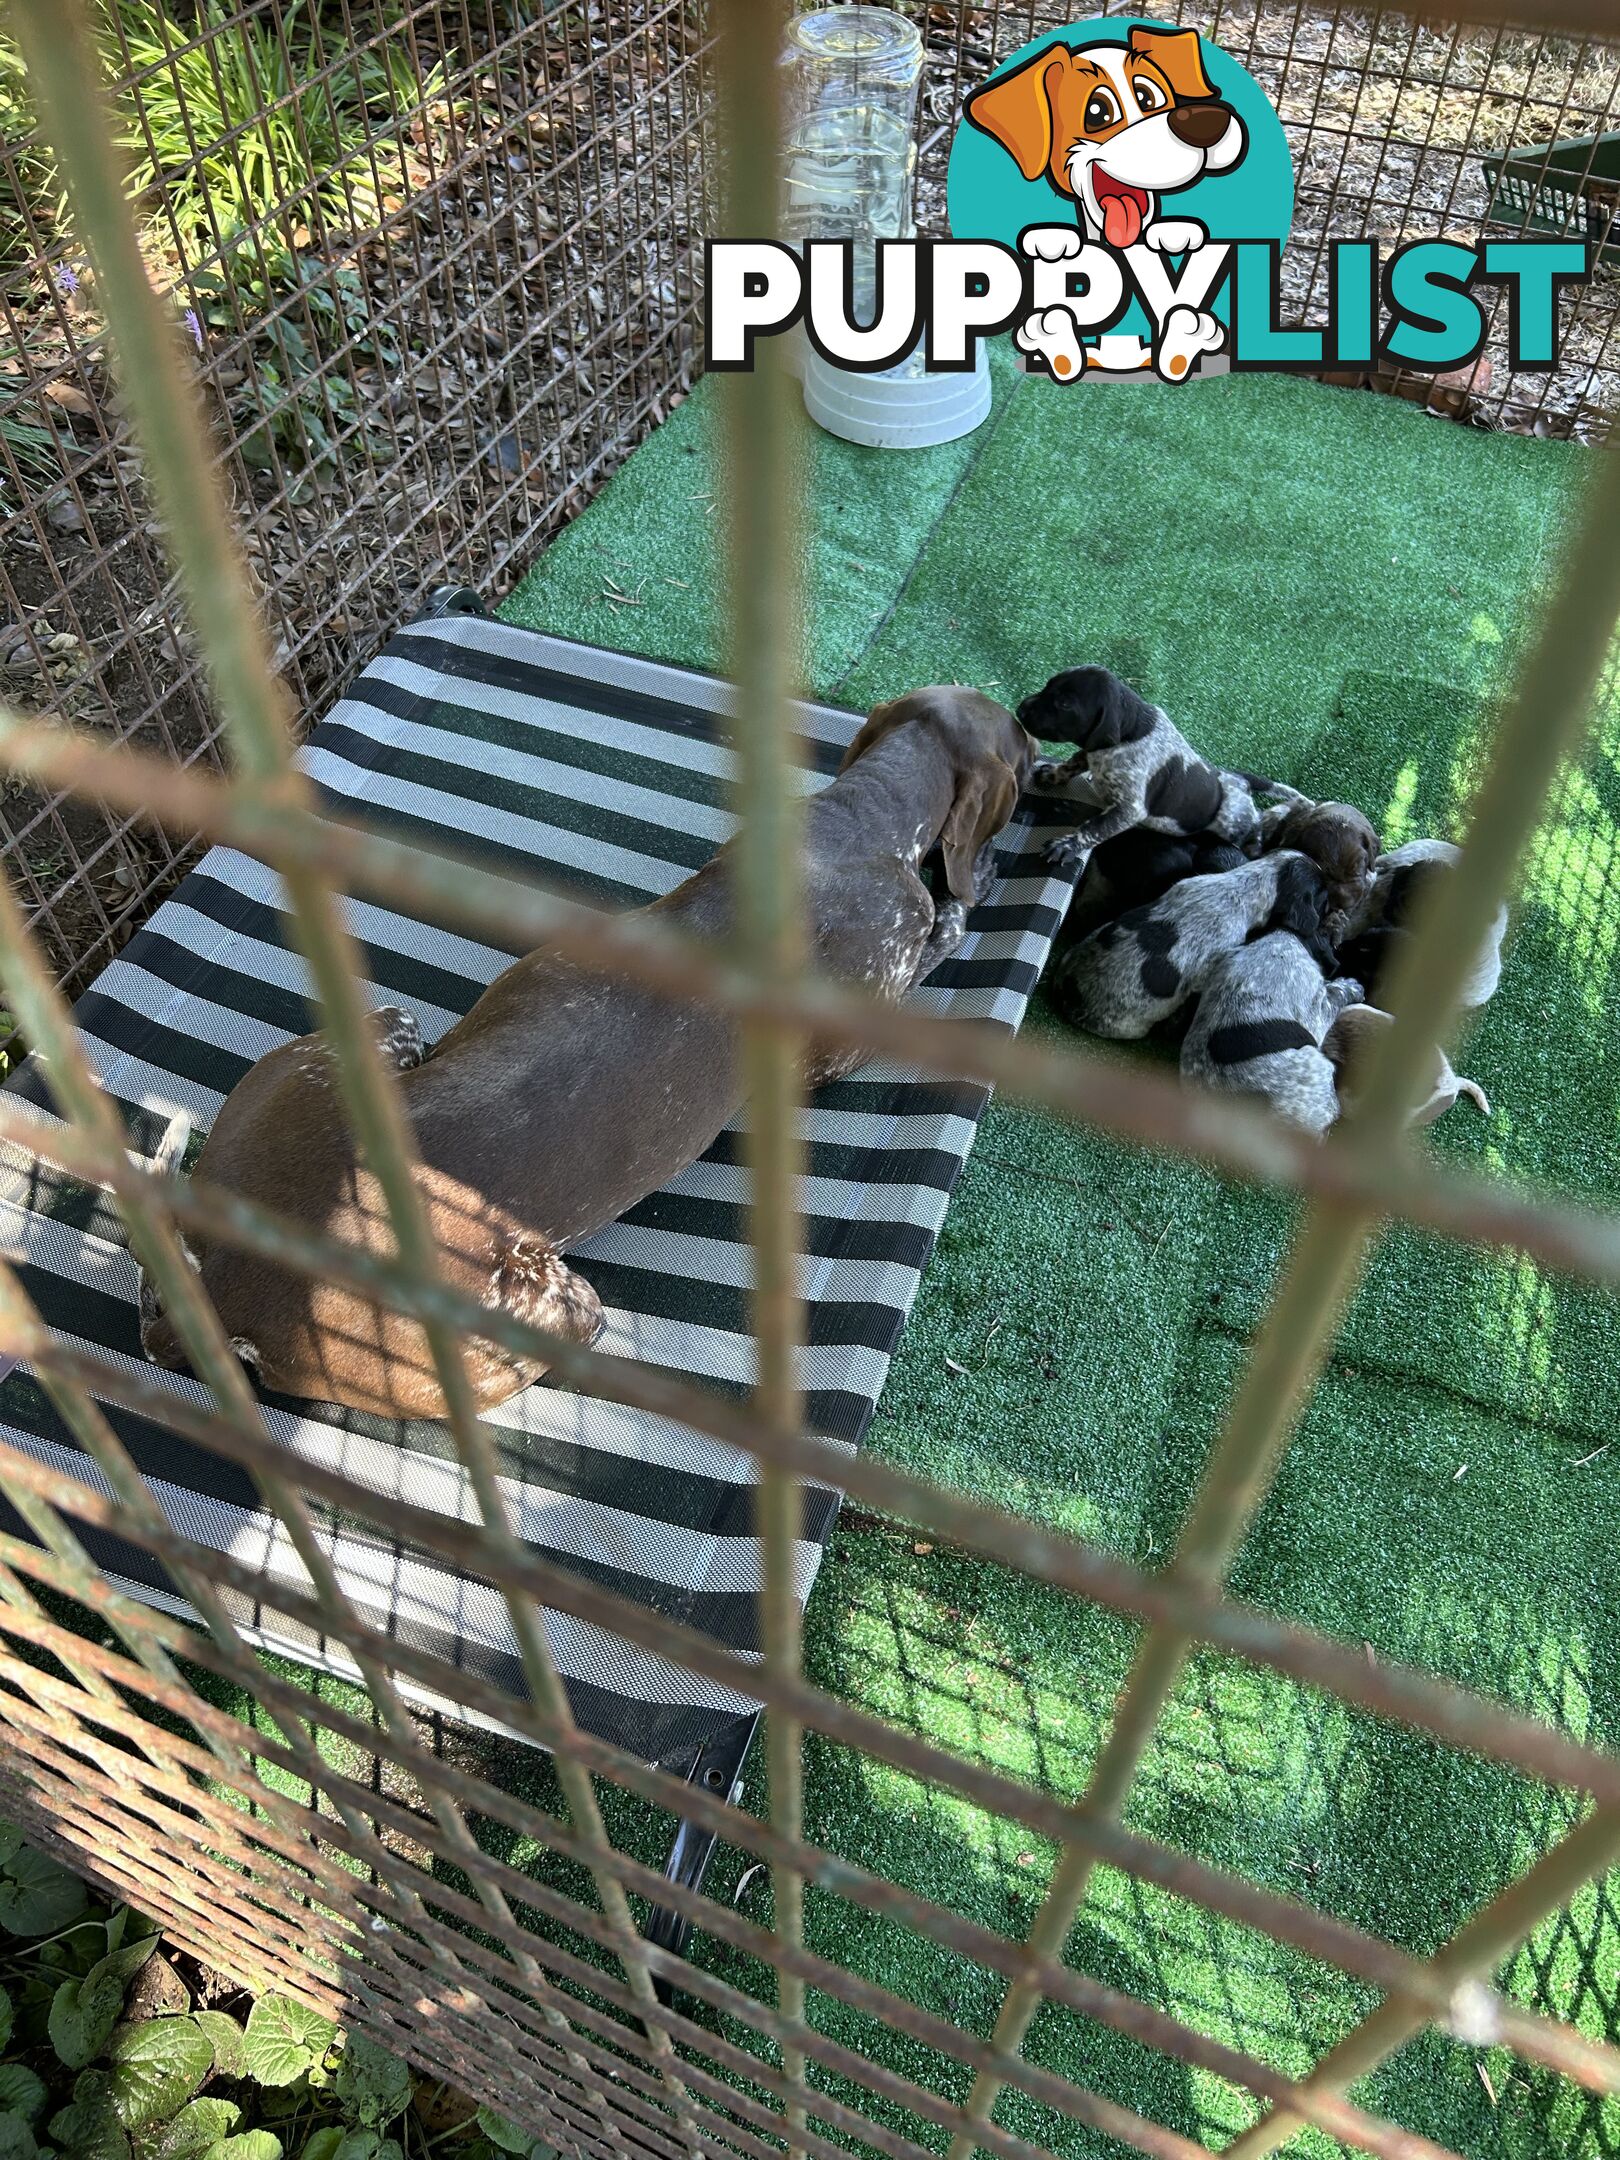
[964,44,1073,182]
[1084,673,1134,749]
[942,760,1019,905]
[1127,25,1216,102]
[1321,1002,1390,1130]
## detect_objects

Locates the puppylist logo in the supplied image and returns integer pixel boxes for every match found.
[706,16,1590,384]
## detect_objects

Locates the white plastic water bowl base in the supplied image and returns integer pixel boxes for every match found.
[802,341,991,448]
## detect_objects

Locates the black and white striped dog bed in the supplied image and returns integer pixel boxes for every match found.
[0,614,1075,1766]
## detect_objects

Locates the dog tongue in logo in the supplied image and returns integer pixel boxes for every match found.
[1094,172,1146,249]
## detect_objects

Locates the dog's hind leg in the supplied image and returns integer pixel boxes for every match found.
[913,898,970,985]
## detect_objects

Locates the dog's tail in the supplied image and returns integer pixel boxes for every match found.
[1233,767,1309,804]
[1457,1076,1492,1118]
[142,1109,191,1179]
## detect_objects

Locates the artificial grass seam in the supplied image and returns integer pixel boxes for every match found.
[826,365,1030,704]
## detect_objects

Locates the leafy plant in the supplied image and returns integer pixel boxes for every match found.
[0,1832,90,1941]
[112,0,445,276]
[48,1937,157,2069]
[0,1823,520,2160]
[0,2,450,277]
[239,1997,334,2091]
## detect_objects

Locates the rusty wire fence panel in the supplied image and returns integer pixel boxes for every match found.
[2,0,1618,1010]
[907,0,1620,436]
[0,0,712,996]
[1,4,1620,2160]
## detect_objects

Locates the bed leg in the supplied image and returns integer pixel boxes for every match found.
[647,1712,760,2002]
[420,584,488,619]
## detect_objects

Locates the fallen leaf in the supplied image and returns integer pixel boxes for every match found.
[43,381,96,418]
[733,1864,767,1907]
[943,1356,967,1375]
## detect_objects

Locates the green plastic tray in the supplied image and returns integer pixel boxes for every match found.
[1480,128,1620,267]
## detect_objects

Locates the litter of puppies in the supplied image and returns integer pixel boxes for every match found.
[1028,666,1496,1135]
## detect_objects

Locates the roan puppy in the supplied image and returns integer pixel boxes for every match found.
[1020,667,1267,870]
[1327,1002,1493,1127]
[1056,827,1247,946]
[1180,932,1365,1135]
[1048,850,1334,1039]
[1336,838,1507,1010]
[139,686,1033,1419]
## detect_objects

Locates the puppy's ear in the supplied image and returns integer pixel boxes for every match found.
[839,699,901,775]
[1086,674,1130,750]
[964,45,1073,181]
[1322,1001,1389,1093]
[942,760,1019,905]
[1271,856,1328,945]
[1127,25,1216,101]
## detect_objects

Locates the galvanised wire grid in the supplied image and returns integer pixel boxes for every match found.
[0,4,1618,2160]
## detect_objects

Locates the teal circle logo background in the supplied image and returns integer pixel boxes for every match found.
[946,16,1295,334]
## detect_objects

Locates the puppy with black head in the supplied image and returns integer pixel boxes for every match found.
[1336,838,1507,1011]
[1181,932,1364,1134]
[1021,666,1268,872]
[1057,827,1248,946]
[1050,849,1334,1039]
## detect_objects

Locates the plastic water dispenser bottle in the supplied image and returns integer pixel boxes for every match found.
[783,6,992,448]
[782,5,924,331]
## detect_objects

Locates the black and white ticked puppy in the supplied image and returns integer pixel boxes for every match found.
[1020,667,1272,872]
[1180,932,1365,1135]
[1336,838,1507,1011]
[1056,828,1248,947]
[1049,849,1335,1039]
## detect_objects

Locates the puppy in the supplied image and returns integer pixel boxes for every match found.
[1022,667,1266,868]
[1336,839,1507,1010]
[1260,797,1380,941]
[1180,933,1365,1135]
[1049,850,1333,1039]
[1057,827,1247,946]
[1326,1003,1492,1127]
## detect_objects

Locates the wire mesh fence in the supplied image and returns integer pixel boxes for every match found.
[1,3,1620,2160]
[2,0,1618,1000]
[0,0,714,994]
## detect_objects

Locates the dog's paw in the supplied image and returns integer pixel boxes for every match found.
[1045,834,1088,875]
[1153,305,1225,383]
[1141,218,1207,256]
[1030,757,1070,792]
[1021,224,1084,262]
[1015,305,1085,382]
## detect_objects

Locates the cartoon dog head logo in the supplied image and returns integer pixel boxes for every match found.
[965,26,1247,251]
[949,17,1292,382]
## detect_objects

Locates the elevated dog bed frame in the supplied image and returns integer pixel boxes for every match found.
[0,594,1076,1958]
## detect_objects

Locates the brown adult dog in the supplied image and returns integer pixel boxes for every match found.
[139,687,1033,1420]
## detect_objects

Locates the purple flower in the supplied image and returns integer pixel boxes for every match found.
[53,262,80,298]
[183,308,203,351]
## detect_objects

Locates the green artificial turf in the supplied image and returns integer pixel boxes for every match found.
[495,361,1620,2159]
